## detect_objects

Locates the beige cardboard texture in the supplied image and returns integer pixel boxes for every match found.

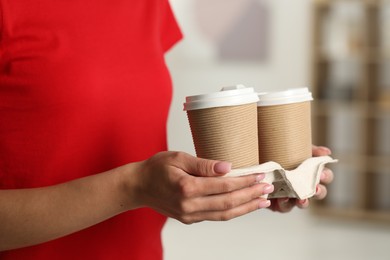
[226,156,338,200]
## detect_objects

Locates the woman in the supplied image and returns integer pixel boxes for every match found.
[0,1,333,259]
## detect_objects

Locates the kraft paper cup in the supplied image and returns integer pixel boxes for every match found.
[257,88,313,170]
[183,85,259,169]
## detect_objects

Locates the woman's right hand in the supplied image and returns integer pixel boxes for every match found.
[126,151,274,224]
[0,151,273,250]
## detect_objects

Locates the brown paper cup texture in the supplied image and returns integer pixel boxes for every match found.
[183,85,260,169]
[257,88,313,170]
[184,86,313,170]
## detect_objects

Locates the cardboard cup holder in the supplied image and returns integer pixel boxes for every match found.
[226,156,338,200]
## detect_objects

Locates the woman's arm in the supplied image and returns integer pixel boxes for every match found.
[0,151,273,251]
[0,163,137,251]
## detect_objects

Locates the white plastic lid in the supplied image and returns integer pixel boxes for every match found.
[257,88,313,107]
[183,84,259,111]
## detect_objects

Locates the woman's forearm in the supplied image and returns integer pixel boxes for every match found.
[0,163,140,251]
[0,151,285,251]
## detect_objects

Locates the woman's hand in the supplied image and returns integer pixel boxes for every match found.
[1,151,273,250]
[268,145,334,212]
[128,151,274,224]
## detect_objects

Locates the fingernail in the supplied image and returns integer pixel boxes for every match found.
[320,146,332,155]
[282,198,290,204]
[259,200,271,208]
[255,173,265,183]
[262,184,274,194]
[320,171,327,181]
[214,161,232,174]
[299,199,308,205]
[316,186,320,195]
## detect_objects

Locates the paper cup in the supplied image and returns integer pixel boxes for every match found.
[184,85,259,168]
[257,88,313,170]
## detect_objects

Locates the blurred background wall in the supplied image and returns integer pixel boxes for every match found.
[163,0,390,259]
[166,0,312,155]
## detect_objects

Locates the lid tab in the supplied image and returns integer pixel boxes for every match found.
[183,85,259,111]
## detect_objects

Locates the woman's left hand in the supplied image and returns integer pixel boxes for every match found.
[268,145,335,212]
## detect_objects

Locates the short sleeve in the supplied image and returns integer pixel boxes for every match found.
[160,0,183,52]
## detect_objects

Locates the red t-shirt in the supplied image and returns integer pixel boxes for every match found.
[0,0,182,259]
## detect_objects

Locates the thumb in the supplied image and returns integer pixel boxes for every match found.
[312,145,332,157]
[183,156,232,177]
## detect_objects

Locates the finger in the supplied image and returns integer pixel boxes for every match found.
[181,198,271,224]
[188,173,265,197]
[296,199,310,209]
[177,153,232,177]
[312,145,332,157]
[271,198,296,213]
[187,183,274,212]
[314,185,327,200]
[320,167,334,185]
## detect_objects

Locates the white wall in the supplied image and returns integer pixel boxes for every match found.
[166,0,313,153]
[162,209,390,260]
[163,1,390,260]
